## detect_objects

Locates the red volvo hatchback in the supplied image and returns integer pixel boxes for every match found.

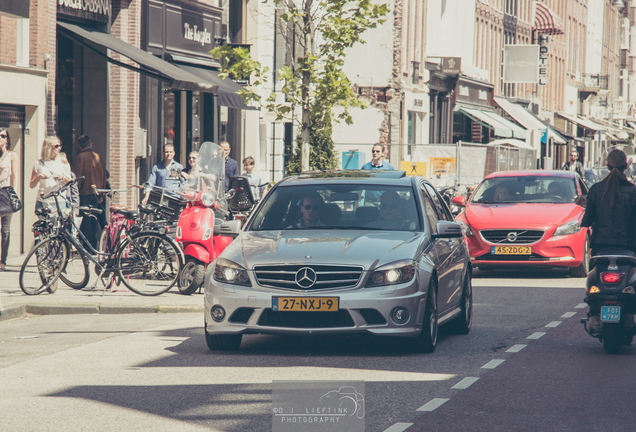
[453,170,590,277]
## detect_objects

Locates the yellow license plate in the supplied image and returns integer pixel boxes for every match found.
[272,297,339,312]
[491,245,532,255]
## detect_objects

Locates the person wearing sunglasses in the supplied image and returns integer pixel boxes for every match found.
[30,136,73,214]
[291,192,325,228]
[361,143,395,170]
[0,129,18,270]
[377,191,404,228]
[561,149,584,178]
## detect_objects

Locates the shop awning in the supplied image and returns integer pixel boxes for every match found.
[57,21,216,93]
[533,1,565,35]
[487,139,534,150]
[494,96,566,144]
[588,118,630,140]
[457,106,526,139]
[176,64,257,111]
[555,112,603,132]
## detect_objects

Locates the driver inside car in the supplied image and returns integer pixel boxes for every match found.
[492,184,511,202]
[547,181,566,199]
[291,192,325,228]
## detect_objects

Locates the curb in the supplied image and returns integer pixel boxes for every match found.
[0,304,203,322]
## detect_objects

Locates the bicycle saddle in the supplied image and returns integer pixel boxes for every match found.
[114,208,139,220]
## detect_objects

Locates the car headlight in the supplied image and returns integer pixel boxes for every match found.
[366,260,416,287]
[201,191,215,207]
[213,258,251,286]
[456,220,474,236]
[553,221,582,237]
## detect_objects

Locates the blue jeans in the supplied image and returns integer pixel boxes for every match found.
[79,195,106,249]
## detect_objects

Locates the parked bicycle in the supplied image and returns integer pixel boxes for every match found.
[20,178,184,296]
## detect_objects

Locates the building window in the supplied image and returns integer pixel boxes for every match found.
[16,19,29,67]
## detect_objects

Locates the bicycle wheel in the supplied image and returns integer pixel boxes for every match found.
[59,240,90,289]
[19,237,68,295]
[117,232,181,296]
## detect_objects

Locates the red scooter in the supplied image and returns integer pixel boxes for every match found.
[176,142,249,295]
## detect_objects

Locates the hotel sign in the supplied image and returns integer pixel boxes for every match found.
[57,0,111,23]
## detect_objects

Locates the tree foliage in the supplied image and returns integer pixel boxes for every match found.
[212,0,389,173]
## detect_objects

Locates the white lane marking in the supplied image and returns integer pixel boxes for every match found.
[561,312,577,318]
[481,359,505,369]
[506,344,527,353]
[575,303,587,309]
[417,398,450,412]
[383,423,413,432]
[527,332,546,340]
[452,377,479,389]
[546,321,562,328]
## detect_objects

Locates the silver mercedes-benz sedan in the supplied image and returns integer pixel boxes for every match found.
[204,171,472,353]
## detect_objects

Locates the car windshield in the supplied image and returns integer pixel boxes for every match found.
[471,176,578,204]
[249,184,421,231]
[584,169,597,185]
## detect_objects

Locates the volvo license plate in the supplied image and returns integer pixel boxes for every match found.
[272,297,339,312]
[601,306,621,323]
[491,246,532,255]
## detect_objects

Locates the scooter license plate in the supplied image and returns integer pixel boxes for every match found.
[600,306,621,323]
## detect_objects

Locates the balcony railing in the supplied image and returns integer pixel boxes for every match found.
[582,74,609,90]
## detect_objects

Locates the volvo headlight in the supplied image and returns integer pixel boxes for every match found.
[457,220,474,236]
[213,258,251,286]
[201,192,215,207]
[366,260,416,287]
[553,221,581,237]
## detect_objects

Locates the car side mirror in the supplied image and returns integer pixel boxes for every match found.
[432,221,463,239]
[575,195,587,207]
[451,196,466,207]
[219,220,241,238]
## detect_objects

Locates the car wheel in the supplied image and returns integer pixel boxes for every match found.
[205,325,242,351]
[179,257,205,295]
[570,236,590,278]
[410,279,438,353]
[449,273,472,335]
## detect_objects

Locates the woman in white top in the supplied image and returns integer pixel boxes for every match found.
[0,128,19,270]
[29,136,72,214]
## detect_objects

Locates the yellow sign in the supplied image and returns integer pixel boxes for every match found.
[400,161,427,176]
[431,157,456,176]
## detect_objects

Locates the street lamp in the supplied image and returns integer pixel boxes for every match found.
[612,0,625,10]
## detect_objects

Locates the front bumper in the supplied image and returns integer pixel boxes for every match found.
[204,278,428,338]
[467,229,586,268]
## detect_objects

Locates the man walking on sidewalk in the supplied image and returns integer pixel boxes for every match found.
[73,135,107,249]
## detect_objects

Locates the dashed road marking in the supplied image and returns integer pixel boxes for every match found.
[383,423,413,432]
[546,321,562,328]
[575,303,587,309]
[481,359,505,369]
[560,312,576,318]
[506,344,527,353]
[527,332,546,340]
[417,398,450,412]
[452,377,479,389]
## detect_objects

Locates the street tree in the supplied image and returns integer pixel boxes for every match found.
[212,0,389,173]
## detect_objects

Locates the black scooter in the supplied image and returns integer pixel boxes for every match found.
[581,248,636,354]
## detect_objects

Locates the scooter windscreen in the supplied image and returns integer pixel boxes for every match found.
[180,141,225,203]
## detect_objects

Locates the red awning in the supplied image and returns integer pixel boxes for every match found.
[534,1,565,35]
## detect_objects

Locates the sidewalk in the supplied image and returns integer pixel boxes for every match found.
[0,254,204,322]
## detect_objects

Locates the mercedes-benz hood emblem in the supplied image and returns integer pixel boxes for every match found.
[295,267,317,288]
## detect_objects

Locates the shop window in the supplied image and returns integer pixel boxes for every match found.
[163,92,176,148]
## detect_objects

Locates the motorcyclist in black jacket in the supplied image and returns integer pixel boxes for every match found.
[581,149,636,256]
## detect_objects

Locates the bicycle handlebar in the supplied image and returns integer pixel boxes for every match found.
[79,206,103,215]
[40,176,84,200]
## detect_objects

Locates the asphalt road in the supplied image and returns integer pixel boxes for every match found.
[1,268,632,432]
